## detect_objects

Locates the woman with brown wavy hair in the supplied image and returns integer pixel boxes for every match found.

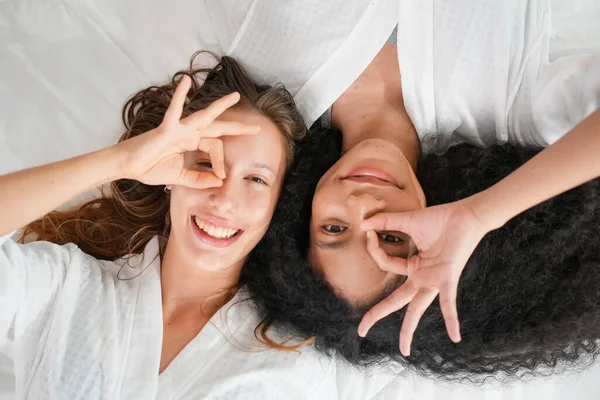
[0,54,330,399]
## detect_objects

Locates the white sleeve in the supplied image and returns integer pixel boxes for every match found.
[531,54,600,145]
[223,0,398,128]
[0,233,72,343]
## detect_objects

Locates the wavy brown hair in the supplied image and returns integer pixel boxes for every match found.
[20,52,306,260]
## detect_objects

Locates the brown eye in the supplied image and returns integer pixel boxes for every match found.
[247,176,267,185]
[196,161,213,169]
[322,225,347,234]
[378,233,402,243]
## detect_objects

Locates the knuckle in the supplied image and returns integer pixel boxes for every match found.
[385,291,401,305]
[404,305,416,317]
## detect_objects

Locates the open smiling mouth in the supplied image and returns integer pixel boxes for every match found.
[191,216,243,248]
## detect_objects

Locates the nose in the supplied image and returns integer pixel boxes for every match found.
[347,192,387,221]
[207,179,238,215]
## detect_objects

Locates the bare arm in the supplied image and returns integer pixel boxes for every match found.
[470,108,600,230]
[0,147,123,237]
[0,76,257,238]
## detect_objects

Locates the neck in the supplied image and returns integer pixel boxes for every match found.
[160,238,242,321]
[333,104,421,170]
[331,43,421,169]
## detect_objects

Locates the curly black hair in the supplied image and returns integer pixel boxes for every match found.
[243,125,600,381]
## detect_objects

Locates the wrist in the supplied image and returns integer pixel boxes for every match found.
[464,191,510,232]
[101,142,131,182]
[113,128,163,181]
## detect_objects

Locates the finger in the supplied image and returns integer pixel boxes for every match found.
[366,231,409,275]
[185,92,241,126]
[200,121,260,138]
[198,138,225,179]
[399,289,438,357]
[178,170,223,189]
[360,212,413,235]
[439,281,461,343]
[164,75,191,123]
[357,282,418,337]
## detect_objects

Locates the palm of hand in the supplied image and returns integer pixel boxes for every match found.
[127,121,207,187]
[118,75,258,190]
[406,203,484,288]
[137,150,187,187]
[358,200,488,356]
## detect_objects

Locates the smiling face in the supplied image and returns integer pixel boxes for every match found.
[168,108,287,271]
[310,138,425,304]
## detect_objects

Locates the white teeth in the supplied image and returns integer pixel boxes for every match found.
[194,217,238,239]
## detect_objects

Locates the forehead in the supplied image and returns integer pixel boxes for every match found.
[217,107,281,138]
[216,108,285,169]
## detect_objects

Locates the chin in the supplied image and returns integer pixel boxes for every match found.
[182,242,222,270]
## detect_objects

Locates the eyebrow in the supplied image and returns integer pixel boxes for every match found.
[315,240,348,250]
[252,163,277,176]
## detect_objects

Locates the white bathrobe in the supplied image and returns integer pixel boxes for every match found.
[219,0,600,151]
[0,234,402,399]
[395,0,600,154]
[0,235,326,399]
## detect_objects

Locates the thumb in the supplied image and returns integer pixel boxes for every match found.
[360,212,415,235]
[365,231,409,275]
[178,170,223,189]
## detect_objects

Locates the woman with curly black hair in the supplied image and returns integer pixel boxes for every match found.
[247,119,600,381]
[242,0,600,381]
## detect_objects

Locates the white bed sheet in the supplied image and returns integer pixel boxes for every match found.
[1,0,600,399]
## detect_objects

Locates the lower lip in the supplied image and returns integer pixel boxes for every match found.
[190,216,243,248]
[346,167,399,187]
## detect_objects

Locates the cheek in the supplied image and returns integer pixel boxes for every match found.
[169,189,188,220]
[168,187,207,227]
[315,163,338,191]
[239,189,277,233]
[311,186,340,219]
[311,185,326,215]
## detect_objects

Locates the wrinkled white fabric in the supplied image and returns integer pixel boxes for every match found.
[2,0,600,398]
[396,0,600,154]
[0,234,400,399]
